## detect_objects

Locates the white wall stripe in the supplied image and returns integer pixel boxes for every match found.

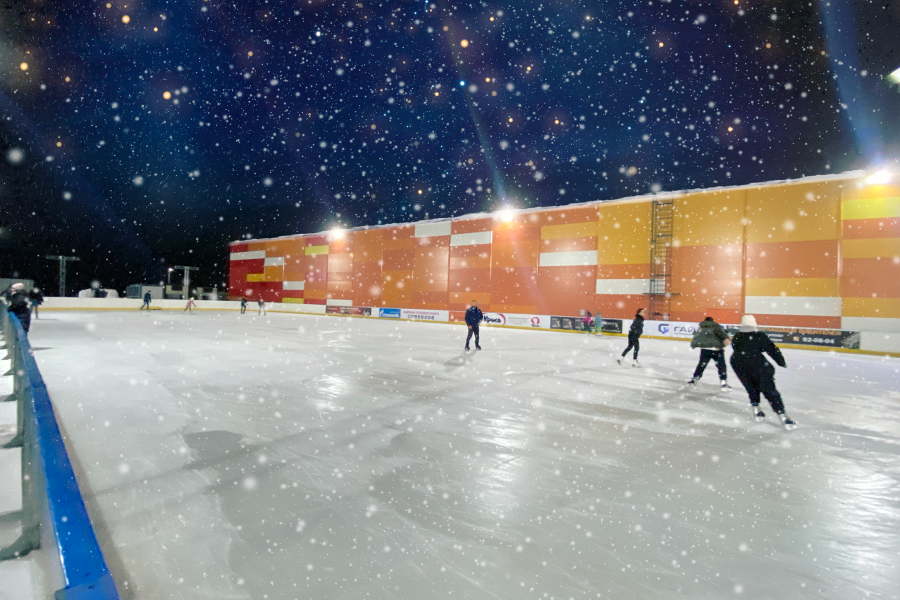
[326,298,353,307]
[229,250,265,261]
[282,281,305,291]
[539,250,598,267]
[745,296,841,317]
[264,257,284,266]
[415,221,452,238]
[842,317,900,334]
[596,278,650,295]
[450,231,492,247]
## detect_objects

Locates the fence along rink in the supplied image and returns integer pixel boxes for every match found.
[0,304,120,599]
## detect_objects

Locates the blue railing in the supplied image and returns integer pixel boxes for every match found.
[0,305,120,599]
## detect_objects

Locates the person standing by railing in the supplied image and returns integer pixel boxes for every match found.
[3,282,31,333]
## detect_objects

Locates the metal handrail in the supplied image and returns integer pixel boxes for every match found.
[0,304,120,599]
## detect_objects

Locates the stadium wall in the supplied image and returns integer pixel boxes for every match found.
[227,171,900,334]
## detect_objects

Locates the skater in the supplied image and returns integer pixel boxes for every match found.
[4,282,31,333]
[184,296,196,312]
[730,315,796,430]
[29,287,44,319]
[258,298,266,316]
[140,290,152,310]
[584,311,594,333]
[688,316,732,388]
[464,299,483,350]
[240,296,248,314]
[595,309,603,335]
[617,308,645,367]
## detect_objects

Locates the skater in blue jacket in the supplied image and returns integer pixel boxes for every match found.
[464,300,483,351]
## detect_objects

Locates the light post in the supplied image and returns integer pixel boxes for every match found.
[172,266,199,299]
[45,255,81,297]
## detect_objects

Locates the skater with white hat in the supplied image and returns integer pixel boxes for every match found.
[730,315,797,430]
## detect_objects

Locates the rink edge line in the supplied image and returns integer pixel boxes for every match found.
[37,308,900,358]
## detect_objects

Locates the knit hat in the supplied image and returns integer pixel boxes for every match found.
[11,282,25,291]
[740,314,758,332]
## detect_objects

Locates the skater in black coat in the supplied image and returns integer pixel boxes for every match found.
[4,282,31,333]
[730,315,796,430]
[464,300,483,350]
[617,308,645,367]
[688,317,732,388]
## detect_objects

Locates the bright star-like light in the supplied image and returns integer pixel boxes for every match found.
[865,169,893,185]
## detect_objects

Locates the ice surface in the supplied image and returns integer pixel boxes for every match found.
[13,311,900,599]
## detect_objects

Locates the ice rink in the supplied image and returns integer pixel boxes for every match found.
[7,310,900,599]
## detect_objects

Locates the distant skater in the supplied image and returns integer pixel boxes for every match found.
[29,287,44,319]
[464,299,483,350]
[595,309,603,335]
[730,315,796,430]
[617,308,645,367]
[584,311,594,333]
[258,299,266,316]
[184,297,196,312]
[240,296,248,314]
[140,291,152,310]
[688,316,732,388]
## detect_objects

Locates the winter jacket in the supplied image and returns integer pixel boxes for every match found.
[5,289,31,326]
[143,292,152,303]
[465,306,483,326]
[691,320,728,350]
[628,315,644,337]
[730,331,786,377]
[29,289,44,305]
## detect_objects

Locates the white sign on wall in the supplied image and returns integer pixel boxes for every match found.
[401,309,450,322]
[481,313,551,329]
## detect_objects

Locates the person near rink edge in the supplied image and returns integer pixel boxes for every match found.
[464,300,483,351]
[4,282,31,333]
[29,287,44,318]
[141,291,152,310]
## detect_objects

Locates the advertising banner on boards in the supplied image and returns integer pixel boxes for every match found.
[379,308,401,318]
[400,308,449,322]
[482,313,550,329]
[724,326,860,349]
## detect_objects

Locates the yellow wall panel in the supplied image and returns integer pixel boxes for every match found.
[597,202,652,264]
[305,245,330,255]
[246,273,264,282]
[745,278,840,297]
[540,221,598,240]
[282,298,305,304]
[842,297,900,318]
[841,196,900,221]
[745,181,841,243]
[841,238,900,259]
[673,191,744,246]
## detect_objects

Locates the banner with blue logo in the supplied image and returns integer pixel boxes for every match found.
[379,308,401,319]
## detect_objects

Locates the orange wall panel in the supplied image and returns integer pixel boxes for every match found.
[841,258,900,298]
[452,218,494,234]
[540,237,598,253]
[492,241,540,269]
[744,240,839,278]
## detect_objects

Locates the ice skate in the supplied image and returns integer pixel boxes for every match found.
[476,344,482,350]
[779,412,797,431]
[465,346,470,351]
[720,381,732,389]
[751,404,765,422]
[632,360,642,368]
[616,358,623,365]
[687,377,698,384]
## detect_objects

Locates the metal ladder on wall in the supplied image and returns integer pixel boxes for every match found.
[647,199,675,320]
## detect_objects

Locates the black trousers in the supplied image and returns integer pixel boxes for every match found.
[734,367,785,413]
[241,305,246,314]
[621,334,640,359]
[465,324,480,347]
[694,349,727,380]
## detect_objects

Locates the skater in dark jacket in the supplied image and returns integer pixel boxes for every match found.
[29,287,44,318]
[464,300,483,350]
[730,315,796,430]
[4,282,31,333]
[617,308,646,367]
[140,291,152,310]
[240,296,248,314]
[688,317,732,388]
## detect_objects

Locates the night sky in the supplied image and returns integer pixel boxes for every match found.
[1,0,899,294]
